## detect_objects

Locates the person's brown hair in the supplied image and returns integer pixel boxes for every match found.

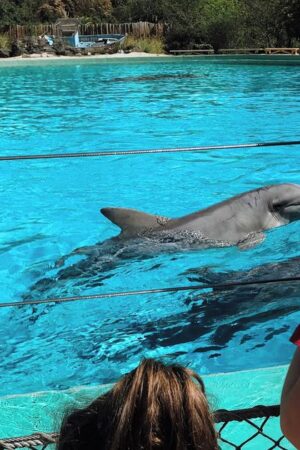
[57,358,218,450]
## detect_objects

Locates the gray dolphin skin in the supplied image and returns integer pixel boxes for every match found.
[101,183,300,248]
[24,184,300,302]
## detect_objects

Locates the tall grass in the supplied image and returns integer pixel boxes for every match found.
[123,36,165,54]
[0,33,11,49]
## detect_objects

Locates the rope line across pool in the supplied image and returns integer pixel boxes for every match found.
[0,139,300,161]
[1,275,300,308]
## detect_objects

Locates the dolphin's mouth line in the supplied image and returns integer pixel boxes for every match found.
[274,202,300,209]
[284,203,300,208]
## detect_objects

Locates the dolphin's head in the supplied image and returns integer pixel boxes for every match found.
[267,183,300,223]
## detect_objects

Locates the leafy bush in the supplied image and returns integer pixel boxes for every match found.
[123,36,165,53]
[0,33,11,49]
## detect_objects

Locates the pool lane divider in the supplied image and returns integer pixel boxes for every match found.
[1,140,300,161]
[1,275,300,308]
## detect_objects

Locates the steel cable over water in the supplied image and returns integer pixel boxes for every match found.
[0,140,300,161]
[1,275,300,308]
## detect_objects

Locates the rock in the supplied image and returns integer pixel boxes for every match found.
[10,41,23,57]
[0,49,10,58]
[52,40,66,56]
[44,46,56,54]
[65,46,78,55]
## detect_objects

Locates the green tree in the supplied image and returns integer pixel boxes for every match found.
[0,0,19,25]
[111,0,169,22]
[164,0,205,50]
[19,0,44,23]
[201,0,241,50]
[2,0,300,48]
[238,0,286,47]
[280,0,300,45]
[37,0,68,22]
[68,0,112,19]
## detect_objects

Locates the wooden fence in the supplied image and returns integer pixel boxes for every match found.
[7,22,165,40]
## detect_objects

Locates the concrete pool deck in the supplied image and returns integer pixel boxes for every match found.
[1,52,300,66]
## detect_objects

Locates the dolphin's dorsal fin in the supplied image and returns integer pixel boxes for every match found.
[101,207,170,235]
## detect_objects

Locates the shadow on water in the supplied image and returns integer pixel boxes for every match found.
[109,73,201,83]
[22,235,184,301]
[23,238,300,353]
[4,238,300,391]
[101,256,300,362]
[179,256,300,348]
[22,223,239,302]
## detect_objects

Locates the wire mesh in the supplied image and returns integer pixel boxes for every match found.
[0,404,291,450]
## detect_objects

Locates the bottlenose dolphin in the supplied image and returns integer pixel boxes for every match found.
[23,183,300,301]
[101,183,300,249]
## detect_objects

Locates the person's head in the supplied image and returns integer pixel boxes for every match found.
[57,358,218,450]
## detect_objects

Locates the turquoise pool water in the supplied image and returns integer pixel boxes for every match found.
[0,57,300,396]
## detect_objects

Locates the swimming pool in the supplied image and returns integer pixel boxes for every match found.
[0,56,300,397]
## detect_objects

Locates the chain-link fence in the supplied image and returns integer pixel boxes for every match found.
[0,404,292,450]
[215,405,291,449]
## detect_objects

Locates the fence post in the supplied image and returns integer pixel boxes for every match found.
[7,22,164,40]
